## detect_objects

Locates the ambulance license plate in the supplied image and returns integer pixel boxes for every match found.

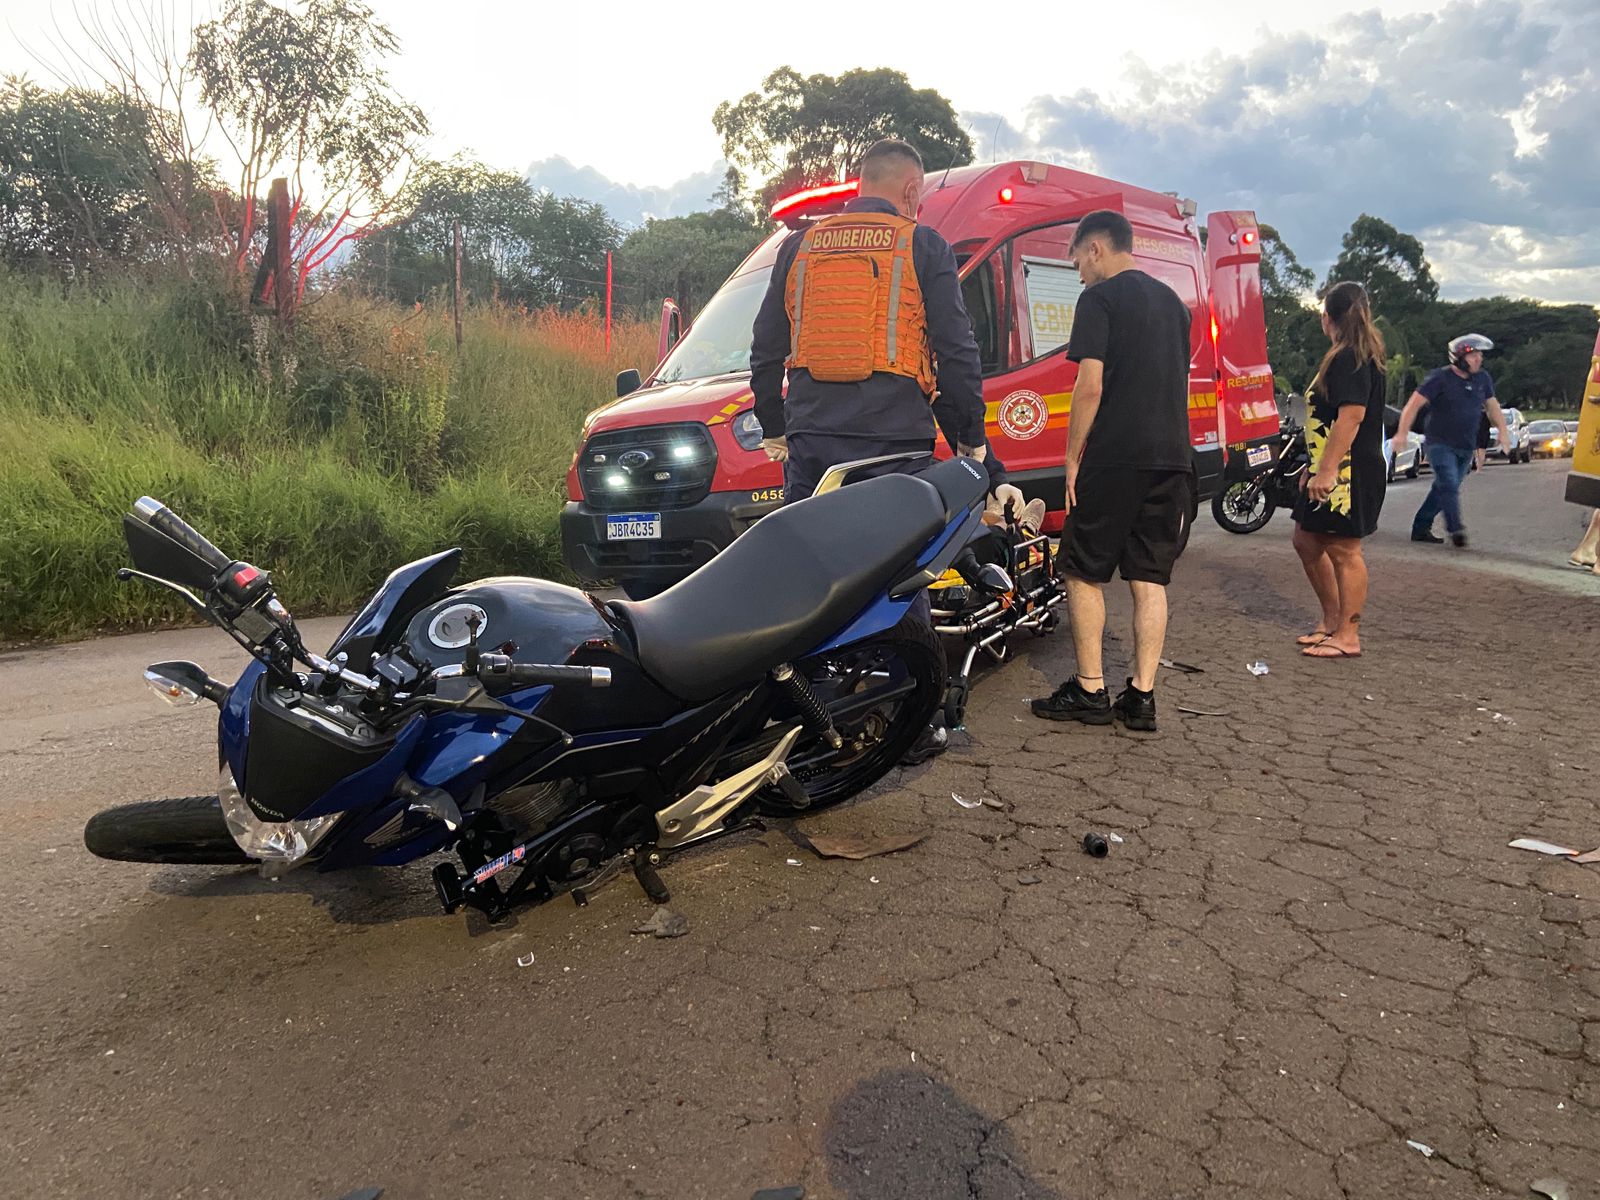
[606,513,661,540]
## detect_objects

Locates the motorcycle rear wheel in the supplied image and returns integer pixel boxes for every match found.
[84,795,251,864]
[758,613,945,816]
[1211,480,1277,534]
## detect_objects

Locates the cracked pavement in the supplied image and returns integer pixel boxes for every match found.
[1,460,1596,1198]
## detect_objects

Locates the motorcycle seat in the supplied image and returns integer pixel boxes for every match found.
[609,468,959,701]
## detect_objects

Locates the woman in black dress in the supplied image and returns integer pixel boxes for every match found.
[1291,281,1387,659]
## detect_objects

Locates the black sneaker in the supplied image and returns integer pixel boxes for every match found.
[1411,529,1444,544]
[1113,680,1157,732]
[901,720,948,765]
[1450,530,1469,548]
[1030,677,1113,724]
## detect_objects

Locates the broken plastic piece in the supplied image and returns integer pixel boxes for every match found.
[1572,847,1600,864]
[1246,660,1269,676]
[802,831,924,860]
[334,1190,384,1200]
[1158,657,1204,674]
[953,792,982,808]
[515,953,536,968]
[752,1187,805,1200]
[785,858,802,866]
[1531,1177,1570,1200]
[631,906,689,938]
[1017,873,1042,885]
[1083,832,1109,858]
[1509,838,1580,858]
[1176,705,1230,717]
[980,796,1011,812]
[1109,833,1124,843]
[1405,1139,1434,1158]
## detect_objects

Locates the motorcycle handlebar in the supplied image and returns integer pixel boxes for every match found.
[134,497,231,573]
[508,663,611,689]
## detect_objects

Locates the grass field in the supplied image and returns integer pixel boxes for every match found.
[0,274,657,642]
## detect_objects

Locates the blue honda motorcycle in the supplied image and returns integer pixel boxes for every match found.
[85,457,988,922]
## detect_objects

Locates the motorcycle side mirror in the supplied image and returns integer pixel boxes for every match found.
[977,564,1014,595]
[617,368,642,398]
[144,659,227,707]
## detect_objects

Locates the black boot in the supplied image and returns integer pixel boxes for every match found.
[901,717,949,765]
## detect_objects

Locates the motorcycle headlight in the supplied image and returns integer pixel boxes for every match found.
[731,410,765,452]
[219,764,339,866]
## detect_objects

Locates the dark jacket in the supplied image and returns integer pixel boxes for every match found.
[749,196,987,451]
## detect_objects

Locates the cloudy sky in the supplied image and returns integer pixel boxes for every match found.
[3,0,1595,303]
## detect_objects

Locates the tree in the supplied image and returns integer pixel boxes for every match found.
[0,76,210,277]
[1324,214,1439,329]
[188,0,429,301]
[1256,223,1322,394]
[612,204,766,320]
[713,67,972,204]
[347,158,622,309]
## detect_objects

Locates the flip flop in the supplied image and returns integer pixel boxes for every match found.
[1302,643,1361,659]
[1568,558,1597,571]
[1295,629,1331,646]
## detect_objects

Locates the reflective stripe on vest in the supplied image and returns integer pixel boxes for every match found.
[789,257,807,361]
[885,229,909,365]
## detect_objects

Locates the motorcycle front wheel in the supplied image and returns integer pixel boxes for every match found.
[1211,480,1277,534]
[84,795,252,864]
[758,612,945,815]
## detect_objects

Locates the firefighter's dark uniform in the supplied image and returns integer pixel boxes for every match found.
[749,196,992,501]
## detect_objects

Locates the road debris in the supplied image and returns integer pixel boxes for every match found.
[868,876,880,884]
[980,796,1011,812]
[953,792,982,809]
[800,831,925,860]
[515,953,536,968]
[1017,873,1042,885]
[1083,833,1109,858]
[1509,838,1581,858]
[1177,705,1230,717]
[785,858,802,867]
[1109,833,1124,843]
[1159,657,1204,674]
[334,1190,384,1200]
[1405,1139,1435,1158]
[1246,660,1269,676]
[1531,1177,1570,1200]
[752,1188,804,1200]
[631,906,690,939]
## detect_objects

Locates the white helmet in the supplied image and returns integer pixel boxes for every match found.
[1448,333,1493,366]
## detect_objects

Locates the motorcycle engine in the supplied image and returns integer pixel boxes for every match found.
[488,777,578,839]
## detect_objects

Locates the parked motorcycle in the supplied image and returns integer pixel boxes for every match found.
[1211,420,1309,534]
[85,456,989,923]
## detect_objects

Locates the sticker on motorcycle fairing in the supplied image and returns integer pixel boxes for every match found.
[998,390,1048,440]
[1247,446,1272,467]
[472,845,526,886]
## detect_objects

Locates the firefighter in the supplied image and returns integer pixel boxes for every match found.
[748,137,996,503]
[748,137,1012,761]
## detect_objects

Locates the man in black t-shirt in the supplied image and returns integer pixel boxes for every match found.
[1030,210,1195,733]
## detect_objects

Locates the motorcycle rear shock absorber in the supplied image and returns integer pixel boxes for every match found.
[771,663,843,750]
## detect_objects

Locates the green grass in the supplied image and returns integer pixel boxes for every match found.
[0,273,657,642]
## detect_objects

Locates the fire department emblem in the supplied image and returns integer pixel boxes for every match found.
[998,390,1048,441]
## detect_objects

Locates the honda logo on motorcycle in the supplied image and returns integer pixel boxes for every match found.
[617,449,654,469]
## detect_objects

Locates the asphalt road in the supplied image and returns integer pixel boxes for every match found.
[2,458,1596,1200]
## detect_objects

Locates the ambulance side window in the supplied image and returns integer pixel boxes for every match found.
[1010,222,1084,366]
[958,253,1004,375]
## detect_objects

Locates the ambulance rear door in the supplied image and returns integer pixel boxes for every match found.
[1204,211,1278,470]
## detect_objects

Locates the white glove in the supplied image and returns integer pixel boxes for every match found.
[957,442,988,463]
[759,436,788,463]
[992,483,1025,514]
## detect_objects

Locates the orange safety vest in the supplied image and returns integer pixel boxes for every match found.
[784,210,936,396]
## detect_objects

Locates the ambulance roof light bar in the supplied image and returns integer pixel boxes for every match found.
[769,179,860,225]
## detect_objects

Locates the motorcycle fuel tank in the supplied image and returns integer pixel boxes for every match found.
[400,577,613,671]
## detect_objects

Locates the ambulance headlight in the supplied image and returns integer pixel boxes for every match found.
[731,410,765,452]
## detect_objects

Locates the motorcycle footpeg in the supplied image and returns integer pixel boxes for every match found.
[768,764,812,810]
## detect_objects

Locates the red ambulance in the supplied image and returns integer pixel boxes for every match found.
[561,161,1279,596]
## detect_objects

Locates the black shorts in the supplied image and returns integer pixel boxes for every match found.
[1060,464,1196,585]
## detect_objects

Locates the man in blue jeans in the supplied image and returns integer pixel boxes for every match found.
[1392,334,1513,549]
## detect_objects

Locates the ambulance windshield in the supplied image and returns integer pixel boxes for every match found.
[656,269,769,384]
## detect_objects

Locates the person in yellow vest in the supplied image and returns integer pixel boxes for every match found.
[748,138,1000,504]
